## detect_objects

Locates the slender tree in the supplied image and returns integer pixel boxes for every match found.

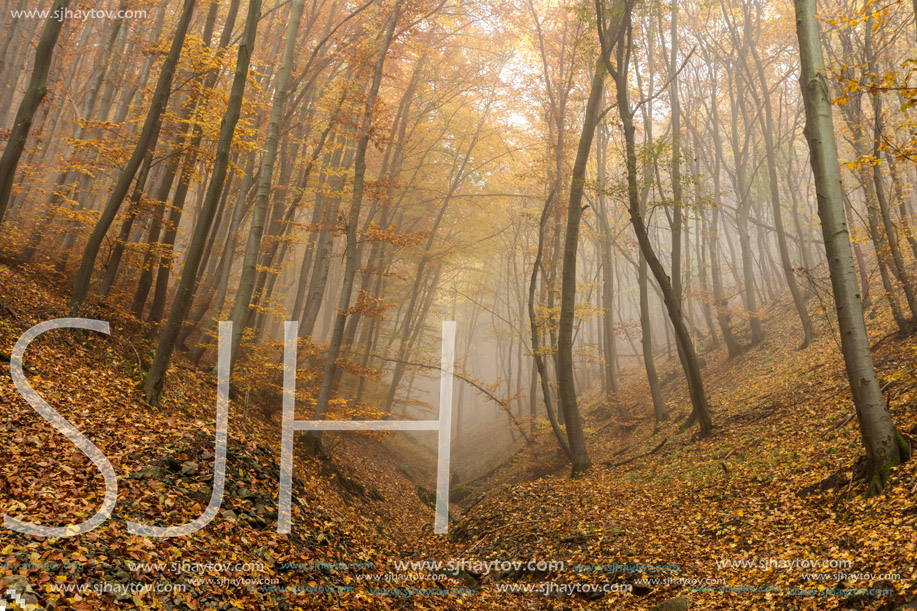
[144,0,263,406]
[69,0,197,310]
[227,0,308,370]
[793,0,909,494]
[305,1,402,452]
[0,0,71,226]
[554,0,630,474]
[610,8,713,436]
[529,188,572,459]
[748,13,814,347]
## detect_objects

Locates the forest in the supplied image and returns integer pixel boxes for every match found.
[0,0,916,608]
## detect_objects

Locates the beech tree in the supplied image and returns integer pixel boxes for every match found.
[144,0,262,406]
[305,0,403,453]
[4,0,915,497]
[0,0,71,226]
[69,0,197,310]
[793,0,909,493]
[554,0,634,474]
[609,1,713,436]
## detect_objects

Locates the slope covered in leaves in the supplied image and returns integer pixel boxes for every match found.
[1,260,916,611]
[422,293,917,610]
[0,262,453,611]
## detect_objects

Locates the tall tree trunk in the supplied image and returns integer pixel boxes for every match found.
[529,189,572,458]
[299,139,355,335]
[228,0,309,370]
[612,19,713,436]
[0,0,70,226]
[70,0,196,310]
[749,41,814,347]
[305,2,402,452]
[664,2,683,304]
[869,111,917,320]
[146,0,242,323]
[728,85,765,346]
[864,24,917,321]
[699,55,741,358]
[0,0,36,119]
[18,6,126,262]
[794,0,909,494]
[640,249,667,422]
[555,46,613,474]
[631,25,668,420]
[188,174,250,364]
[690,145,717,347]
[786,154,815,275]
[885,152,917,261]
[143,0,262,406]
[594,122,620,400]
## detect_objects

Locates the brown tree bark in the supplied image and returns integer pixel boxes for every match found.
[70,0,197,310]
[0,0,71,226]
[794,0,909,494]
[611,15,713,436]
[305,1,402,452]
[143,0,262,406]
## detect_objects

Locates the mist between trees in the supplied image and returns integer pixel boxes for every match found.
[0,0,912,491]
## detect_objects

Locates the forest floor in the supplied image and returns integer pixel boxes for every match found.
[0,259,915,611]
